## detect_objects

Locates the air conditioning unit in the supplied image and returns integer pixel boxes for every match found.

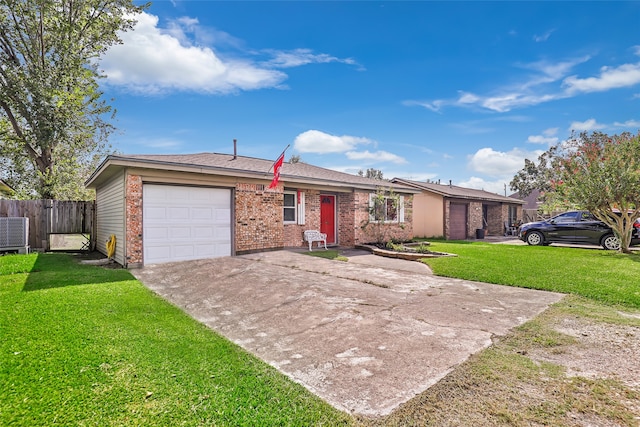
[0,217,30,254]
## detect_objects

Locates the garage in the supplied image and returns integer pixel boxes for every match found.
[143,184,232,264]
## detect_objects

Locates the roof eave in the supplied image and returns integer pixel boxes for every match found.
[391,178,525,204]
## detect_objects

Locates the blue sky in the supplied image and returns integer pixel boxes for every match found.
[99,1,640,195]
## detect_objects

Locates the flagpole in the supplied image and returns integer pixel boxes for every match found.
[268,144,290,172]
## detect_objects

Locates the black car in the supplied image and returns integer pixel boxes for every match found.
[518,210,640,250]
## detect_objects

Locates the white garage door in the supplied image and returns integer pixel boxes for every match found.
[143,184,231,264]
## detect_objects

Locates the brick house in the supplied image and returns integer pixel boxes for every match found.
[85,153,417,267]
[391,178,525,240]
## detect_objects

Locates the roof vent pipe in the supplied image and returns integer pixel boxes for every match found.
[449,179,452,187]
[233,139,237,160]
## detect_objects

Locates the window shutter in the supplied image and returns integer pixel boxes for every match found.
[399,196,405,223]
[298,191,305,225]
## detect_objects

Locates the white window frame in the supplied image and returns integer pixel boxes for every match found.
[284,190,306,225]
[369,194,405,223]
[283,191,297,224]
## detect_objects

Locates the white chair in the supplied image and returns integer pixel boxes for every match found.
[303,230,327,251]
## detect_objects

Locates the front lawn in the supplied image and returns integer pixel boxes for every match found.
[422,241,640,308]
[0,253,351,426]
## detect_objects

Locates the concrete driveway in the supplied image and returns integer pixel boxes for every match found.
[132,250,563,416]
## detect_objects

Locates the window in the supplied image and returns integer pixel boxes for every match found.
[508,205,518,226]
[369,194,404,223]
[553,211,580,223]
[283,191,296,223]
[283,190,305,225]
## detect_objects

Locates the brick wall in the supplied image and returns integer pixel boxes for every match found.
[235,183,284,253]
[283,189,321,247]
[354,192,413,244]
[125,174,143,266]
[338,192,356,246]
[468,201,483,237]
[487,204,504,235]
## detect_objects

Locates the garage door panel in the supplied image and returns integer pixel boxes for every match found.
[192,208,214,220]
[169,227,192,239]
[214,227,231,239]
[145,227,169,240]
[143,184,231,264]
[145,207,167,220]
[173,244,195,258]
[216,209,231,221]
[167,207,190,220]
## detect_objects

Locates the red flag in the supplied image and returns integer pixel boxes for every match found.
[268,152,285,189]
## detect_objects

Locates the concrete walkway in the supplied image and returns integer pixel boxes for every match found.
[132,250,563,416]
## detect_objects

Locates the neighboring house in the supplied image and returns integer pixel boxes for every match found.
[391,178,525,239]
[0,179,14,199]
[510,189,541,210]
[85,153,417,267]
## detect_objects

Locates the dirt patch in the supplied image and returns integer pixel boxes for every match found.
[360,296,640,426]
[528,316,640,390]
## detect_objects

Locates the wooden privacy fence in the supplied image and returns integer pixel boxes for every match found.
[0,200,95,251]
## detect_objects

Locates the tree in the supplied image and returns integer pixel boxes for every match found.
[0,0,146,199]
[360,186,401,245]
[509,146,567,213]
[288,154,301,163]
[357,168,384,180]
[557,131,640,253]
[512,131,640,253]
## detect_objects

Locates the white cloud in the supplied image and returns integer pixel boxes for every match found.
[467,147,544,177]
[263,48,358,69]
[563,63,640,94]
[569,118,606,132]
[457,92,480,104]
[402,99,443,112]
[389,171,439,181]
[100,12,287,94]
[527,135,558,145]
[527,127,559,145]
[405,53,640,113]
[480,92,560,113]
[345,150,406,164]
[613,119,640,128]
[533,29,555,43]
[293,130,372,154]
[457,177,511,196]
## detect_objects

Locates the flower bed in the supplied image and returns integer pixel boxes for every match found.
[356,243,456,260]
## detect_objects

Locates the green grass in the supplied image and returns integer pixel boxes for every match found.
[304,249,348,261]
[4,245,640,425]
[0,253,351,426]
[421,241,640,308]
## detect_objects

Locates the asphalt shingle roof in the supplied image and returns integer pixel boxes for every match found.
[88,152,418,193]
[392,178,525,204]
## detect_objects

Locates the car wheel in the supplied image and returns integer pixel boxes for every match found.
[601,234,620,250]
[526,231,544,246]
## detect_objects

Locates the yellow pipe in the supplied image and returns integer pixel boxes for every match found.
[106,234,116,259]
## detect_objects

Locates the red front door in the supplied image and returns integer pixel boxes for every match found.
[320,194,336,245]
